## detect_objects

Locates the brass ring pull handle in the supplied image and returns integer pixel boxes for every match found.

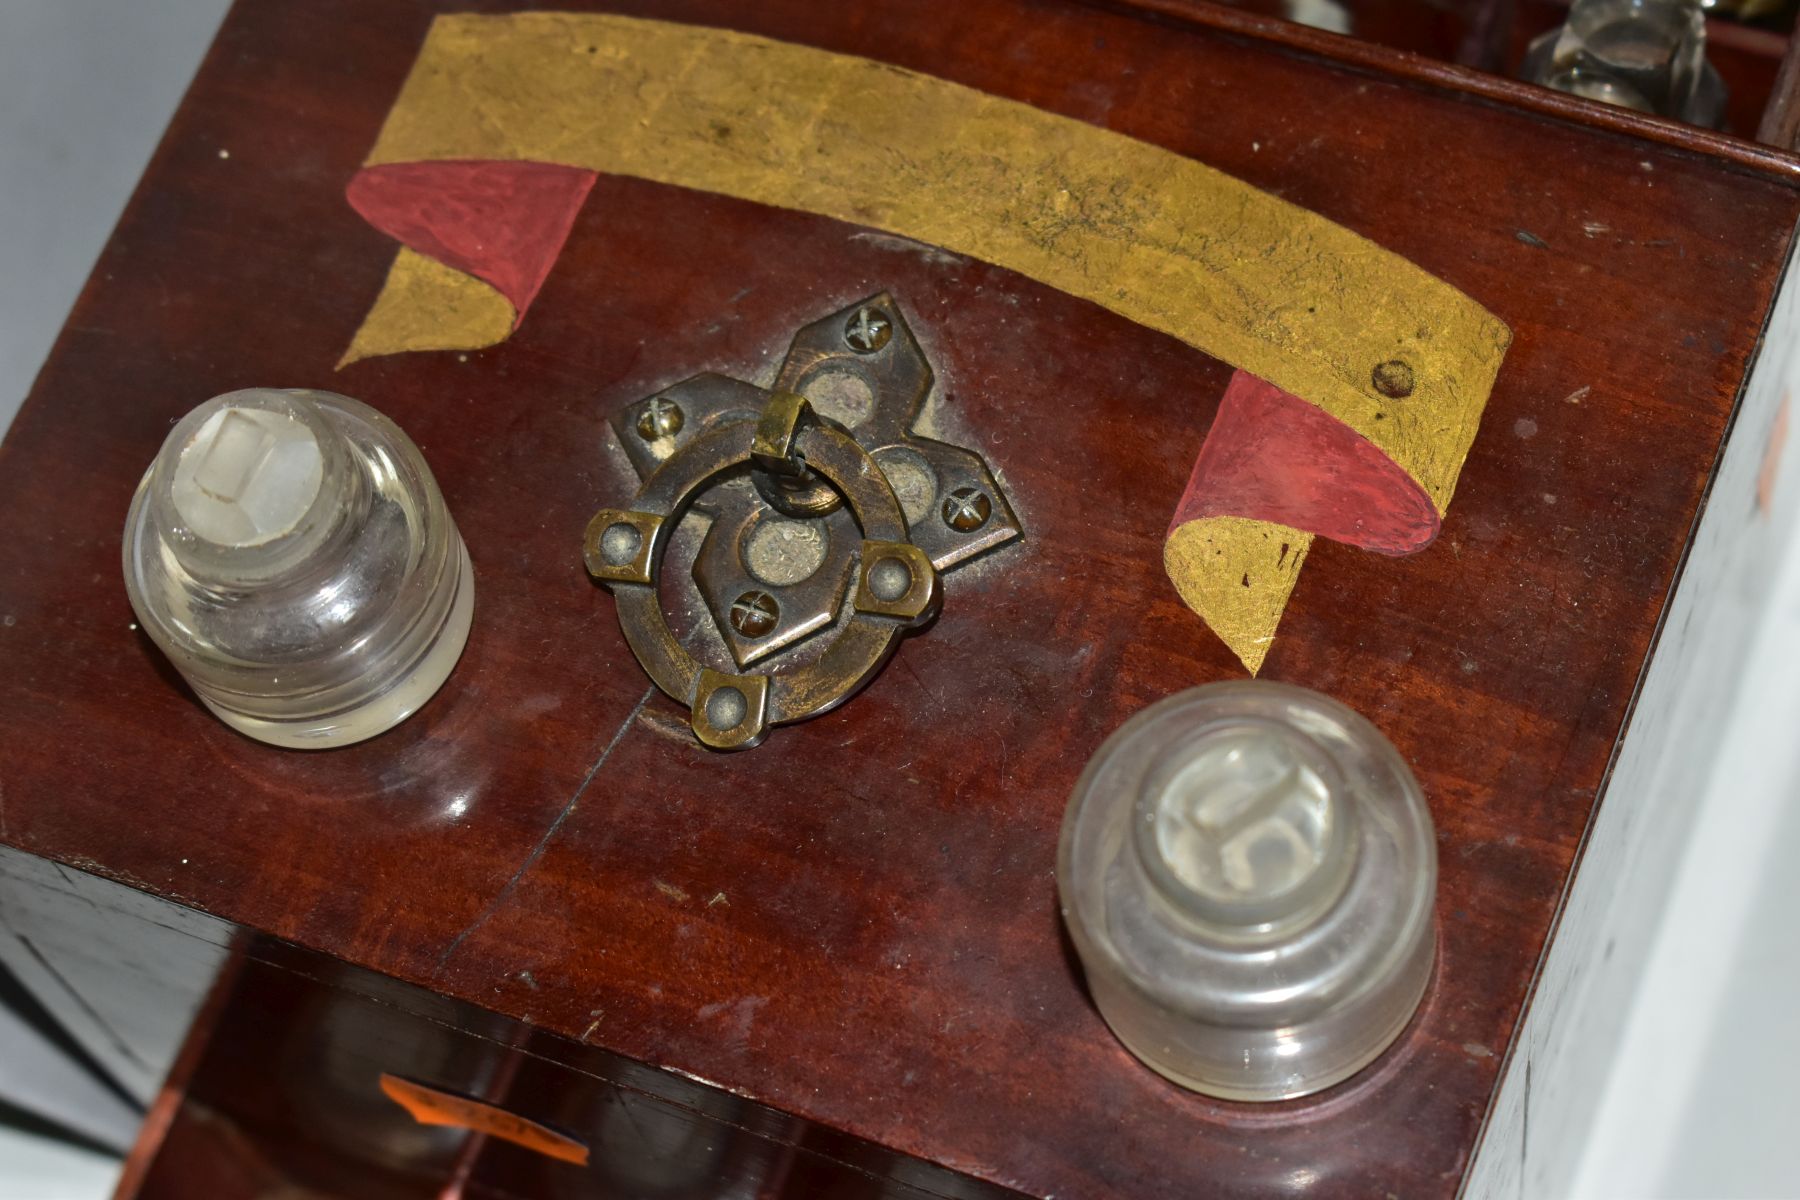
[585,392,941,750]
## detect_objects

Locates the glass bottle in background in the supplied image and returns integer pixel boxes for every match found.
[1522,0,1726,126]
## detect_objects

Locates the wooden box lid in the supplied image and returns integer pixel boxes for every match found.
[2,1,1797,1196]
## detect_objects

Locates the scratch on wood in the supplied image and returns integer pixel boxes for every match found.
[1515,229,1549,250]
[637,706,695,744]
[654,880,690,903]
[848,230,969,267]
[899,654,940,708]
[435,687,654,975]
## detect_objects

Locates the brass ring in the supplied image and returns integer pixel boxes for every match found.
[585,396,940,750]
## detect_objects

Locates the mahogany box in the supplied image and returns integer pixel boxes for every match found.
[2,1,1798,1197]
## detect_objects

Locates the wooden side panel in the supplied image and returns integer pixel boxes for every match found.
[1468,228,1800,1199]
[121,943,1020,1200]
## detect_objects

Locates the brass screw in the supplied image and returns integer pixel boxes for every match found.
[636,397,685,440]
[1371,360,1415,399]
[843,307,892,354]
[942,487,992,532]
[729,590,780,638]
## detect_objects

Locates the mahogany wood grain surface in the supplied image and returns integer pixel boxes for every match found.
[3,1,1798,1196]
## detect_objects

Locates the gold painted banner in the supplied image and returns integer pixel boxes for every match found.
[365,12,1508,507]
[354,13,1511,671]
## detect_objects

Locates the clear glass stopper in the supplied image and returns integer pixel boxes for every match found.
[1058,682,1436,1101]
[122,389,474,748]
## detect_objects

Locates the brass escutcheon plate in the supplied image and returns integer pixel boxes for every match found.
[586,294,1021,749]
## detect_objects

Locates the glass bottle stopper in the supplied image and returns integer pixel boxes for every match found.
[122,388,474,748]
[1057,681,1437,1101]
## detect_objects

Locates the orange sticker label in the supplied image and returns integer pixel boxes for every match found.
[378,1073,589,1166]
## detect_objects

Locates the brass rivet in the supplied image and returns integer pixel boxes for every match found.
[868,557,913,602]
[705,686,747,730]
[1371,360,1415,399]
[599,523,641,566]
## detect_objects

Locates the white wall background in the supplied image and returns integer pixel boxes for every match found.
[0,0,232,433]
[0,2,231,1194]
[0,2,1797,1197]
